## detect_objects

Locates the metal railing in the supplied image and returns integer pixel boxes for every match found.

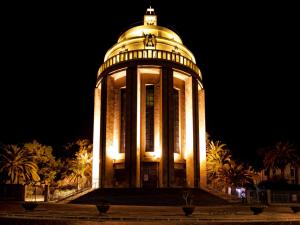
[98,49,201,77]
[24,184,93,202]
[271,191,300,203]
[246,190,300,204]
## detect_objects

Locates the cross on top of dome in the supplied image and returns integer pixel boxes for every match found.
[146,6,155,15]
[144,6,157,25]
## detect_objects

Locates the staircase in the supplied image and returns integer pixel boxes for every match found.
[70,188,229,206]
[56,187,93,204]
[203,186,241,203]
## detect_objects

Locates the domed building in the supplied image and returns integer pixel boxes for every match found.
[92,7,206,188]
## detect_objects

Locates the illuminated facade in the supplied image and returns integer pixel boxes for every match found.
[92,7,206,188]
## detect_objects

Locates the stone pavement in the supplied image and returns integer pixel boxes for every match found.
[1,202,300,224]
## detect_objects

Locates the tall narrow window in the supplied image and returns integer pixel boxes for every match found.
[146,85,154,152]
[120,88,126,153]
[173,88,180,153]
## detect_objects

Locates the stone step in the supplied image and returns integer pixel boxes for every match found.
[70,188,229,206]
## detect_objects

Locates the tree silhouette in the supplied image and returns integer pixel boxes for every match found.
[24,140,57,186]
[0,144,39,184]
[217,161,254,188]
[207,140,255,190]
[263,141,299,179]
[58,139,92,189]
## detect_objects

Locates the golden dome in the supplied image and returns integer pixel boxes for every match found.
[117,25,183,44]
[104,7,196,63]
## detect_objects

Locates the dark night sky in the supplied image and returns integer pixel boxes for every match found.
[1,1,299,161]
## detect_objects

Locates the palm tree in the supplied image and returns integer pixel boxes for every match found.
[217,161,255,188]
[206,140,231,180]
[0,144,40,184]
[67,149,92,189]
[262,141,299,179]
[61,139,93,189]
[257,147,272,179]
[24,140,57,184]
[24,140,57,201]
[273,141,299,178]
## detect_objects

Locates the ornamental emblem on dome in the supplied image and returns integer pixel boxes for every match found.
[144,33,156,49]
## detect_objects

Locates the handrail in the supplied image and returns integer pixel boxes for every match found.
[97,49,201,78]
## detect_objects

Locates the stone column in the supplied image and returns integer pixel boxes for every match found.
[92,87,101,189]
[125,66,137,187]
[185,76,194,187]
[136,70,141,187]
[105,77,115,187]
[198,88,207,188]
[192,78,200,188]
[99,77,107,188]
[161,67,174,187]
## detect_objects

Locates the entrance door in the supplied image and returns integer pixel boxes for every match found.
[142,162,158,188]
